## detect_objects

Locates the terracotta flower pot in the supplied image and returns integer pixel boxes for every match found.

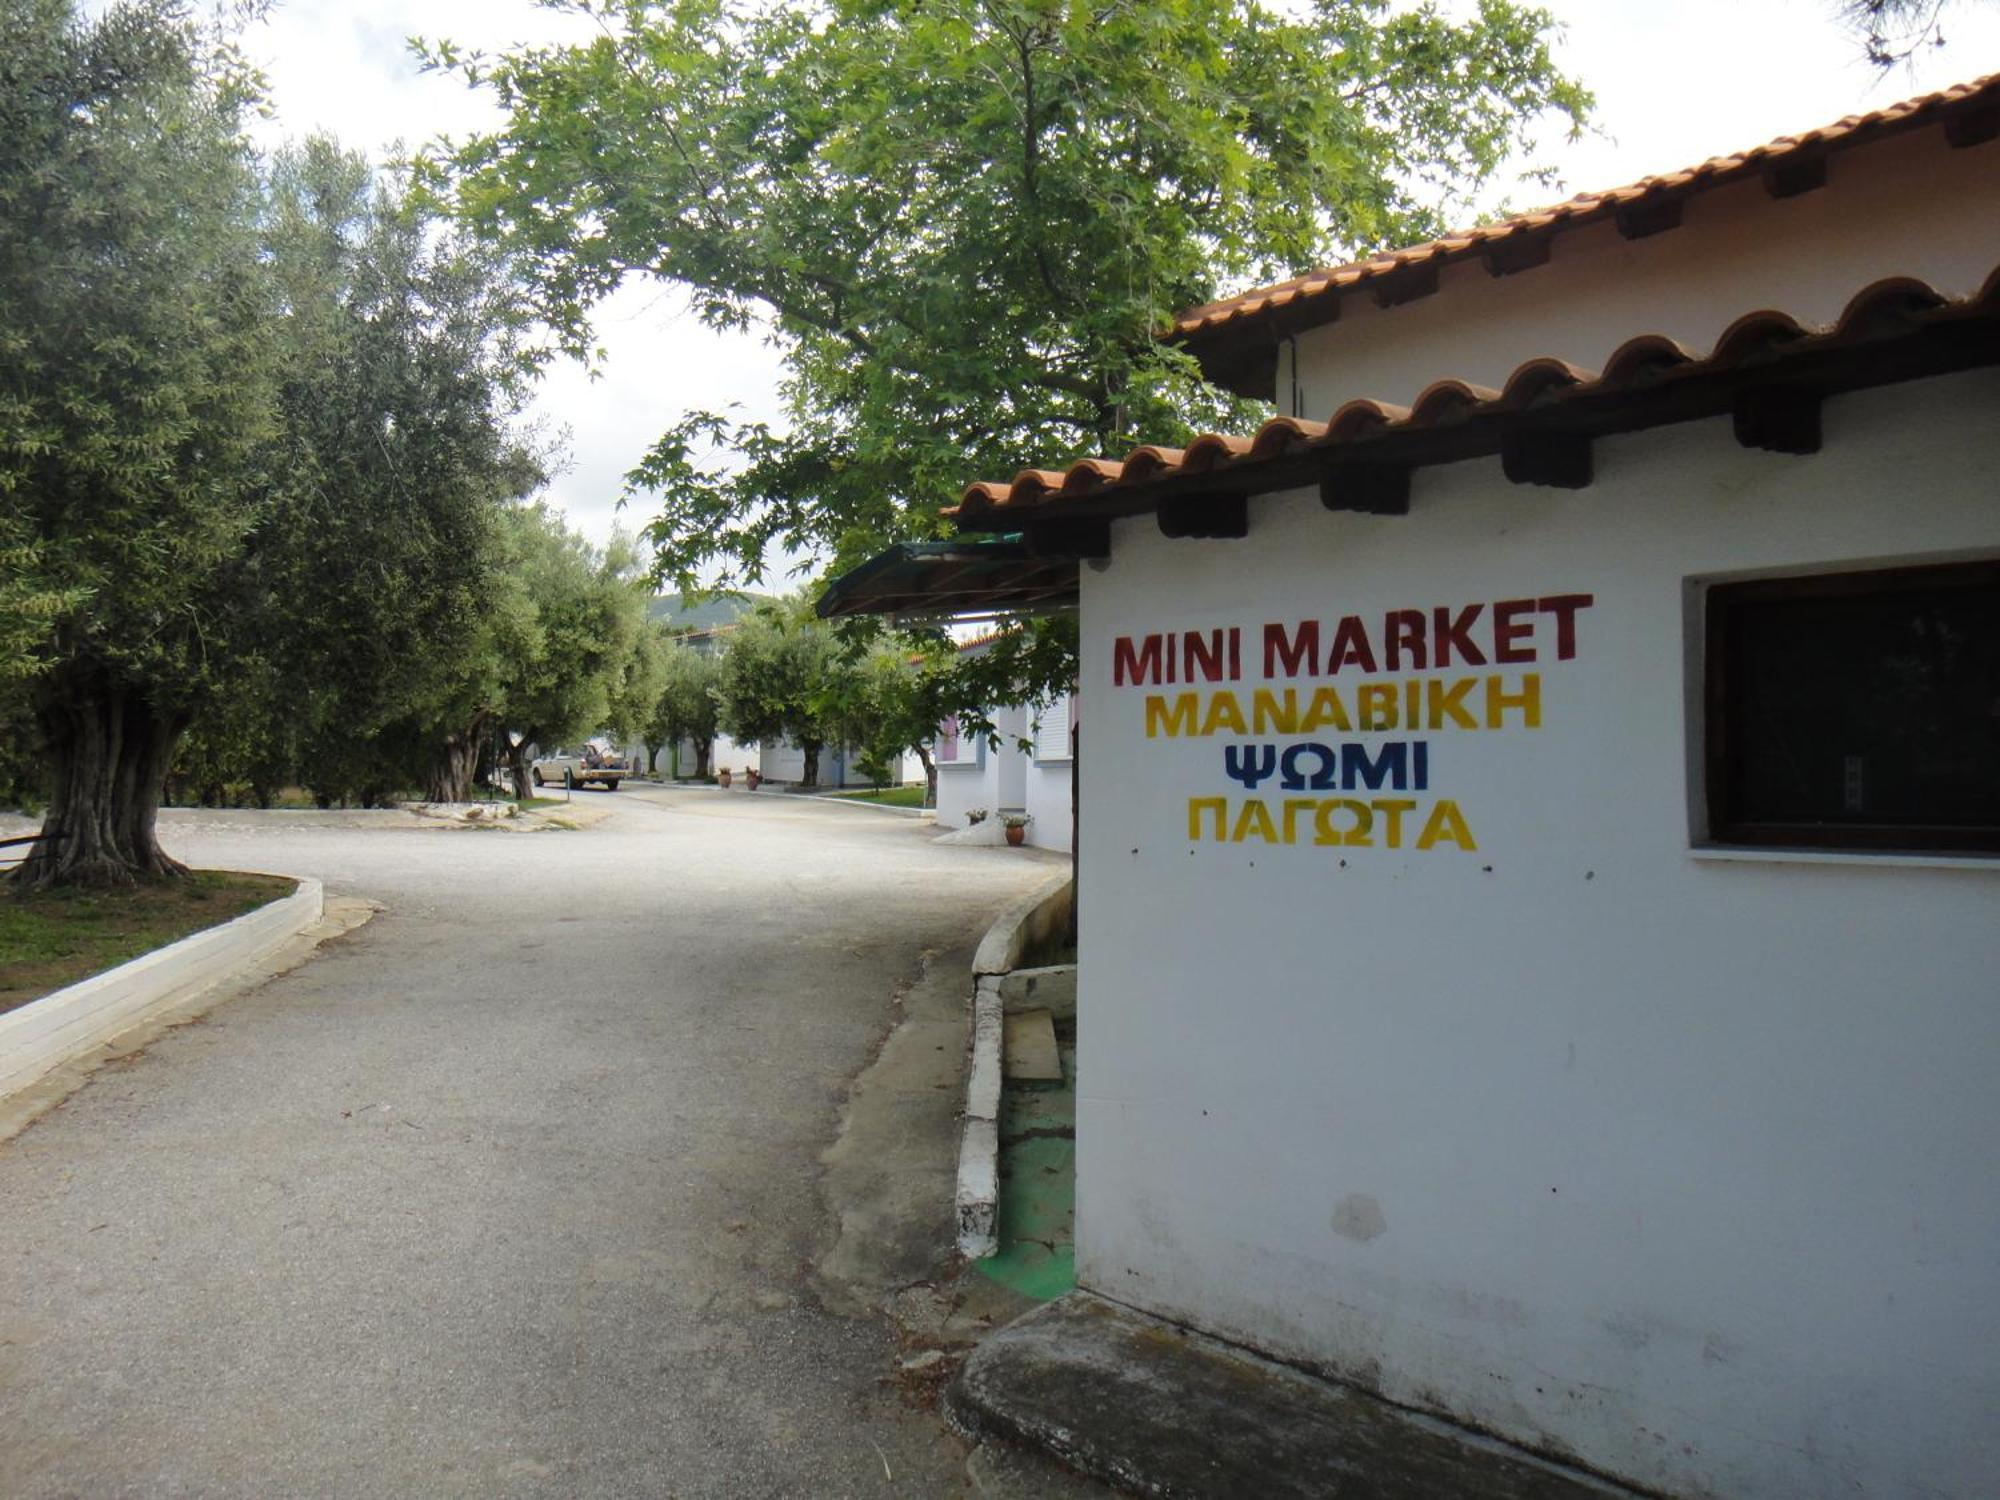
[718,768,732,788]
[747,770,762,790]
[1005,824,1025,847]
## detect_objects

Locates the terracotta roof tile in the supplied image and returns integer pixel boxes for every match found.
[1171,74,2000,348]
[951,265,2000,525]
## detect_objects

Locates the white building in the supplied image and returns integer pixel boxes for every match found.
[829,77,2000,1500]
[929,636,1075,852]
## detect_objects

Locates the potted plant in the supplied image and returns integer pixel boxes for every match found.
[718,767,732,789]
[746,768,762,790]
[1001,811,1032,847]
[966,807,988,826]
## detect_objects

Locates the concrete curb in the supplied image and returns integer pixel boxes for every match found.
[957,874,1073,1258]
[957,975,1005,1257]
[804,794,929,819]
[0,875,324,1101]
[972,873,1074,976]
[950,1293,1638,1500]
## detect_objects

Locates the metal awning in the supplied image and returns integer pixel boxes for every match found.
[816,536,1078,622]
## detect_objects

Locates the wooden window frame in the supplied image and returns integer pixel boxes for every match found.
[1703,559,2000,854]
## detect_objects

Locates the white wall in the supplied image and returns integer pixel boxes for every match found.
[1076,370,2000,1500]
[1286,127,2000,419]
[932,706,1024,829]
[1026,695,1075,854]
[745,740,898,787]
[932,749,996,830]
[931,705,1073,848]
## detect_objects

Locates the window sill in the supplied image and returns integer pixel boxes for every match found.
[1689,845,2000,871]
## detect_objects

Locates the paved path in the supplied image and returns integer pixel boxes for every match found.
[0,787,1059,1498]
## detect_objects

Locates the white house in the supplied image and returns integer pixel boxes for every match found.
[826,76,2000,1500]
[929,634,1075,851]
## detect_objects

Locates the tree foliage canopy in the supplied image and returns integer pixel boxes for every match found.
[423,0,1590,592]
[1,0,275,881]
[715,593,846,782]
[1838,0,1995,66]
[243,137,550,806]
[647,638,725,774]
[0,5,645,865]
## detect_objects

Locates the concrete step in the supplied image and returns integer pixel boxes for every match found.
[951,1294,1636,1500]
[1002,1008,1063,1083]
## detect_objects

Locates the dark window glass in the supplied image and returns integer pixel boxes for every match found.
[1706,562,2000,852]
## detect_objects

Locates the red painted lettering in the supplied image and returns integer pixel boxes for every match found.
[1328,615,1378,674]
[1384,609,1427,671]
[1184,629,1228,683]
[1492,598,1537,663]
[1538,594,1594,660]
[1113,634,1163,686]
[1263,621,1319,679]
[1431,604,1488,667]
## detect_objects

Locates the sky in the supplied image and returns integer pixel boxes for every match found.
[228,0,2000,560]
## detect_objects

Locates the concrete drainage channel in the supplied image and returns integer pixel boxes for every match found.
[957,874,1076,1269]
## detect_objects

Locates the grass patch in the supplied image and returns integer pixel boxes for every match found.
[828,785,926,807]
[0,870,296,1017]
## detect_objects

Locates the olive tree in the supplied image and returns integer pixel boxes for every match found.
[2,0,273,885]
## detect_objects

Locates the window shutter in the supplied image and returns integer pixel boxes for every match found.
[1033,695,1072,761]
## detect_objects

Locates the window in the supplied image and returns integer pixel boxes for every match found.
[1032,694,1073,762]
[1704,560,2000,852]
[935,715,981,767]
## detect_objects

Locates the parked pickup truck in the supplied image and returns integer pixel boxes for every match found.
[530,742,630,791]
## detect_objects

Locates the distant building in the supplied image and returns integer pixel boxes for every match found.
[930,633,1074,850]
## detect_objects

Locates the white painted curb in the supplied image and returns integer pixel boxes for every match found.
[956,876,1073,1259]
[0,875,324,1101]
[806,795,929,819]
[972,873,1073,976]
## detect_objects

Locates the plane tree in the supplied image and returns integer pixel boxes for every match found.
[421,0,1588,707]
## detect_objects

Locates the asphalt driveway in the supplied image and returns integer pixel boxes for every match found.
[0,786,1059,1498]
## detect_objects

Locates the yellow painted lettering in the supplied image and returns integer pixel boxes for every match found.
[1281,798,1317,845]
[1358,684,1399,732]
[1188,797,1227,841]
[1416,799,1478,851]
[1373,798,1416,849]
[1201,692,1248,736]
[1485,673,1541,729]
[1338,798,1375,847]
[1252,688,1299,735]
[1425,677,1478,730]
[1231,799,1279,844]
[1146,694,1199,738]
[1313,798,1373,847]
[1300,686,1352,732]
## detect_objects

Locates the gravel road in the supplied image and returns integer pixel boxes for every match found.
[0,785,1059,1498]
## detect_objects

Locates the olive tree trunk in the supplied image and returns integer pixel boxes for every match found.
[425,716,489,803]
[799,738,821,787]
[916,744,937,809]
[15,667,188,889]
[506,740,534,800]
[693,739,712,779]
